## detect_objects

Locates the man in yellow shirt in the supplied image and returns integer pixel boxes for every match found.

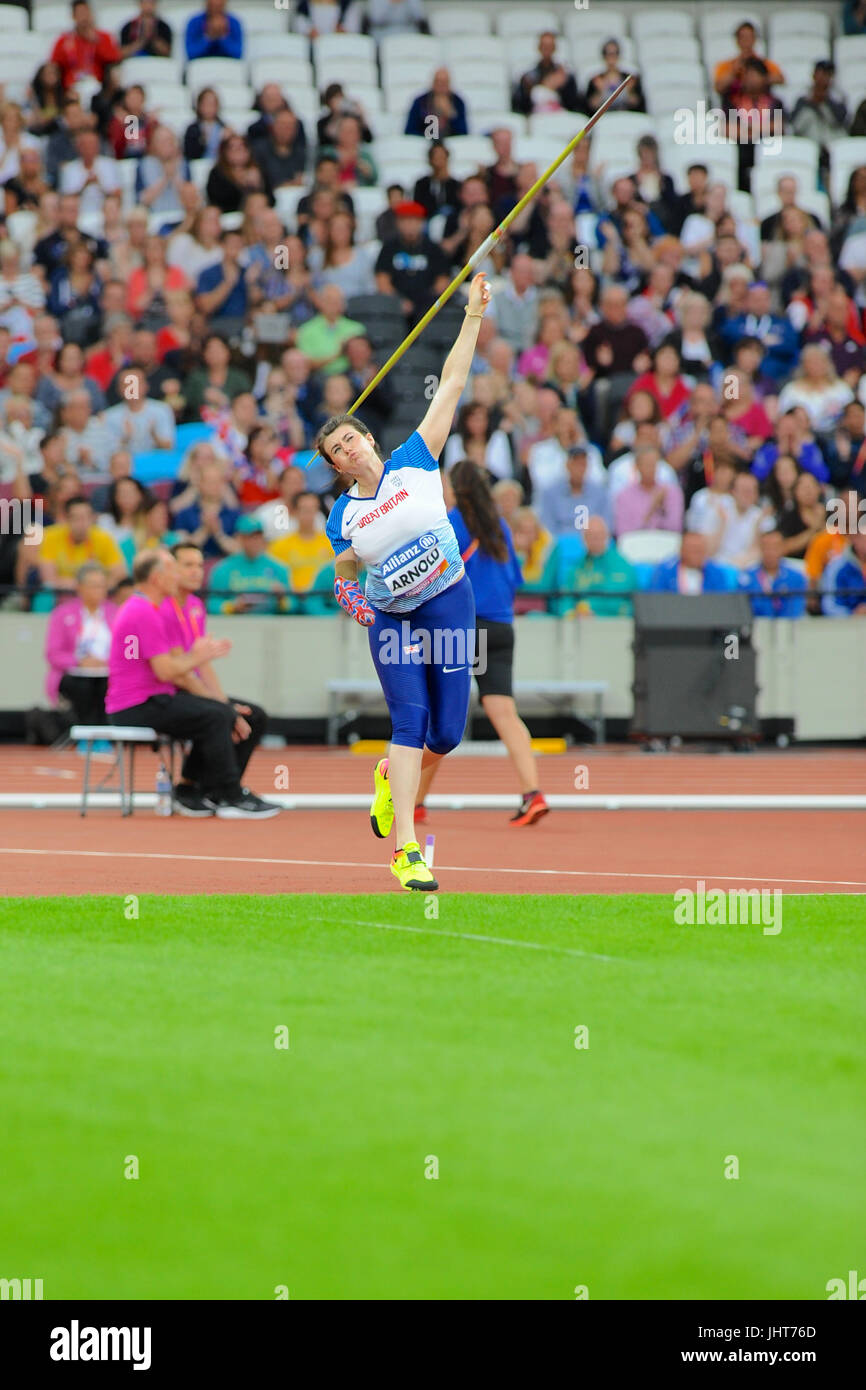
[39,495,127,593]
[268,491,333,593]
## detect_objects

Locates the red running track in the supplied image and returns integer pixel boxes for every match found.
[0,811,863,897]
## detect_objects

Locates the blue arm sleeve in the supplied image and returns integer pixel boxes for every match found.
[326,496,352,556]
[392,429,440,473]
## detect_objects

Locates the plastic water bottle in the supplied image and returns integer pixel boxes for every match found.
[155,761,173,817]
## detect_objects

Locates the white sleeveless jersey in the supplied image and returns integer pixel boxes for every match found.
[326,430,464,613]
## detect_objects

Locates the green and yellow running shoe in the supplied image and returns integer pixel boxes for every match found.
[391,841,439,892]
[370,757,394,839]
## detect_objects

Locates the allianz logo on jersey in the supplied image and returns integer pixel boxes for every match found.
[382,533,445,594]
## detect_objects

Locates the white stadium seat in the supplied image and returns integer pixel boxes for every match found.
[310,57,378,90]
[241,9,290,35]
[751,163,817,205]
[32,3,70,30]
[0,33,44,64]
[770,38,831,69]
[428,11,492,39]
[700,12,764,47]
[768,12,831,45]
[371,134,428,165]
[618,531,683,567]
[529,112,589,142]
[249,59,315,91]
[245,34,309,63]
[637,36,701,68]
[154,108,191,138]
[496,8,560,39]
[378,34,441,70]
[349,186,388,242]
[380,58,440,95]
[661,143,738,194]
[119,57,184,87]
[753,137,820,177]
[631,10,694,43]
[563,9,628,47]
[188,157,214,194]
[828,138,866,207]
[185,57,249,89]
[834,36,866,69]
[591,111,656,142]
[513,135,569,168]
[644,83,709,119]
[446,135,494,167]
[377,158,429,190]
[467,111,527,140]
[273,186,307,230]
[0,4,27,30]
[312,33,377,66]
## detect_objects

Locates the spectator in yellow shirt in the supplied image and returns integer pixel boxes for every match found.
[38,495,127,594]
[268,491,334,593]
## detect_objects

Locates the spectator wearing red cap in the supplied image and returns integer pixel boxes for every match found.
[51,2,121,90]
[375,200,449,326]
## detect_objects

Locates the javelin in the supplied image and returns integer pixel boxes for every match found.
[305,73,634,466]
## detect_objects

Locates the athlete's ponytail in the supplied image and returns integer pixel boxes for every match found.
[449,459,508,562]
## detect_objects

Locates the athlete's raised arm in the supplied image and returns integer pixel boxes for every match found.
[417,272,491,460]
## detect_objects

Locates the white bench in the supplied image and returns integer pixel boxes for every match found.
[70,726,180,817]
[325,679,608,745]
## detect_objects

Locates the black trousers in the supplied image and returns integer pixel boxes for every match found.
[181,696,266,789]
[109,691,242,801]
[59,673,108,726]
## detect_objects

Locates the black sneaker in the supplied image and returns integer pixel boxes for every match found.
[213,790,281,819]
[240,786,283,813]
[173,784,215,818]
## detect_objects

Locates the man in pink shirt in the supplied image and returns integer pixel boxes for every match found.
[106,548,278,818]
[613,443,684,538]
[159,541,272,817]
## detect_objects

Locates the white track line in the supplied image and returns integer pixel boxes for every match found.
[3,792,866,809]
[0,846,864,888]
[308,916,628,963]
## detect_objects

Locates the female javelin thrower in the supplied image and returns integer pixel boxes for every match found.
[318,272,491,893]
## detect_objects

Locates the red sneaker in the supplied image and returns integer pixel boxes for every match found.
[414,803,427,824]
[510,792,549,826]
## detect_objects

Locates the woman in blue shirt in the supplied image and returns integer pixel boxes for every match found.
[416,459,549,827]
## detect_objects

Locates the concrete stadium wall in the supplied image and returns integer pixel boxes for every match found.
[2,612,863,741]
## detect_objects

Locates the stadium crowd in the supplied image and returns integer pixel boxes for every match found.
[0,0,865,726]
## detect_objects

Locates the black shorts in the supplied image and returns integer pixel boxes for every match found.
[473,618,514,699]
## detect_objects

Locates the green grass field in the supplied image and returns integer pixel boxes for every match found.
[1,893,862,1301]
